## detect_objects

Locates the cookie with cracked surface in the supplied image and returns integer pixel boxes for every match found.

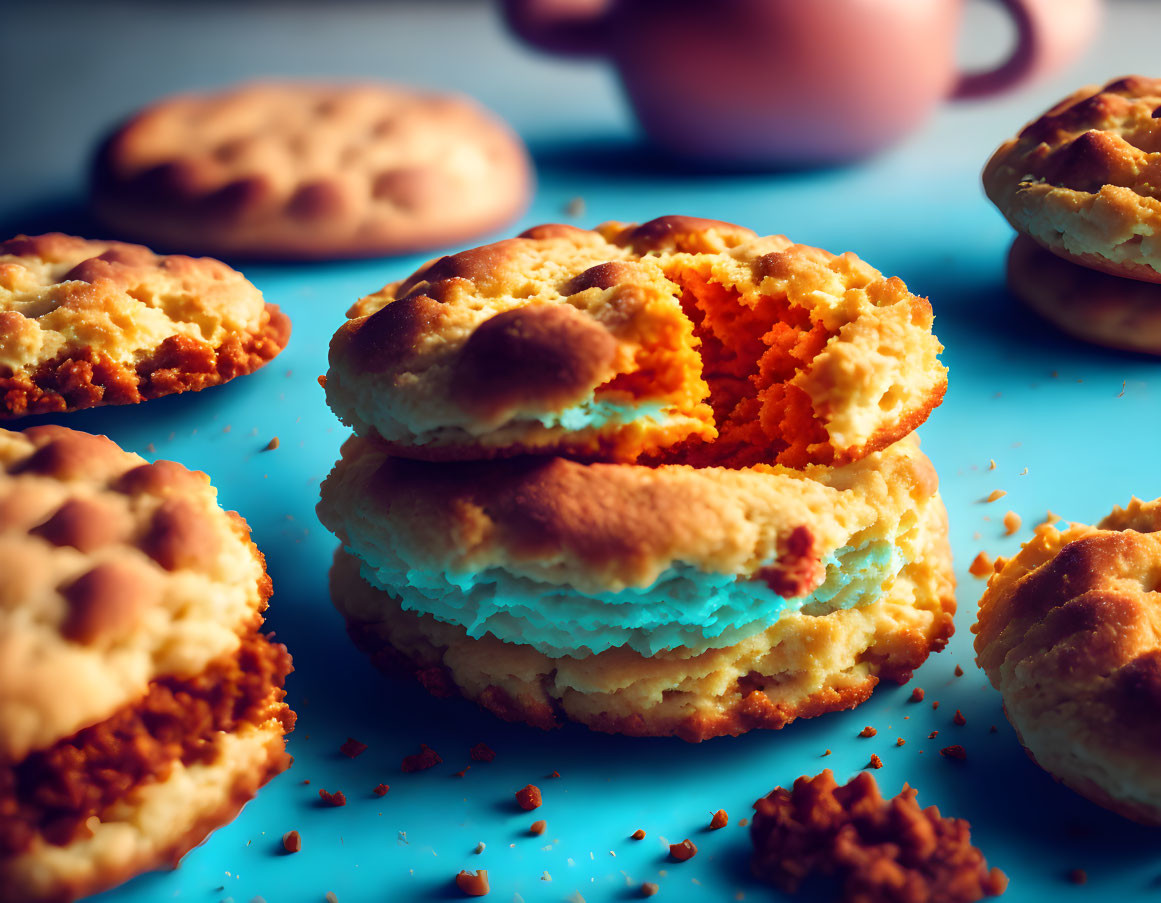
[0,233,289,418]
[91,81,532,260]
[973,496,1161,824]
[327,215,947,468]
[0,425,294,902]
[983,76,1161,284]
[319,434,954,740]
[1007,234,1161,355]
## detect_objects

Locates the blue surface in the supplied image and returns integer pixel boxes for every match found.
[5,3,1161,902]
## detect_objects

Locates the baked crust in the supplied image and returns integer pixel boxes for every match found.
[0,425,272,762]
[983,76,1161,283]
[973,497,1161,823]
[325,489,953,742]
[0,233,289,417]
[327,215,946,468]
[91,81,532,260]
[1006,234,1161,355]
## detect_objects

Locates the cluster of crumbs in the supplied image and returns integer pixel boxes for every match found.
[750,769,1007,903]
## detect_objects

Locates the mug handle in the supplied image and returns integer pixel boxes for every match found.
[500,0,614,57]
[951,0,1101,100]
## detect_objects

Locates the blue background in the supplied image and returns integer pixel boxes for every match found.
[3,2,1161,901]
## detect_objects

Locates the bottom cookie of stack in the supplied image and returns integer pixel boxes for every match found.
[319,435,955,742]
[0,632,294,903]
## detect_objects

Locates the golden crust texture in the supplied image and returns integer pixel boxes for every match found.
[0,233,289,417]
[1007,234,1161,355]
[983,76,1161,283]
[326,215,947,469]
[973,497,1161,824]
[91,81,532,260]
[0,425,272,763]
[328,488,953,742]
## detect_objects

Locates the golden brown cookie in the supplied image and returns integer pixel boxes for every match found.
[326,215,947,468]
[984,76,1161,283]
[91,81,533,260]
[319,434,954,741]
[1007,234,1161,354]
[0,233,289,418]
[973,497,1161,824]
[0,425,294,901]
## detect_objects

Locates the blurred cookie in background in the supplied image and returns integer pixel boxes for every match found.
[984,75,1161,284]
[90,81,533,260]
[0,233,289,418]
[1007,234,1161,356]
[0,425,294,901]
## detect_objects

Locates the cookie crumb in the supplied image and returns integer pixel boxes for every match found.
[469,743,495,762]
[474,842,485,854]
[530,820,547,836]
[325,894,338,903]
[402,744,442,772]
[565,197,586,218]
[282,830,301,853]
[929,731,939,740]
[1068,868,1087,885]
[1019,467,1028,476]
[953,710,967,726]
[985,489,1006,503]
[1003,511,1021,535]
[1041,511,1060,526]
[990,725,998,733]
[548,770,560,778]
[339,737,367,758]
[455,869,490,896]
[751,769,1007,899]
[954,665,964,677]
[940,745,967,761]
[866,754,883,770]
[821,749,831,757]
[640,881,659,897]
[264,437,280,451]
[858,726,877,738]
[318,789,346,807]
[988,459,996,470]
[373,783,389,797]
[516,784,542,810]
[932,701,940,710]
[896,738,906,747]
[910,687,925,702]
[631,829,646,840]
[739,818,749,827]
[454,766,471,778]
[669,839,697,861]
[709,809,728,829]
[969,552,993,578]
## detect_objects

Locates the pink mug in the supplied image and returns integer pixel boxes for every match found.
[502,0,1100,165]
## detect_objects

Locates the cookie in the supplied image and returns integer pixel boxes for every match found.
[0,425,294,901]
[318,434,954,741]
[983,76,1161,283]
[1007,234,1161,355]
[91,81,533,260]
[973,497,1161,824]
[751,770,1007,902]
[326,215,947,469]
[0,233,289,418]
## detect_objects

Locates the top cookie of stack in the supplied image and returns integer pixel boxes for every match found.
[984,75,1161,283]
[326,215,947,468]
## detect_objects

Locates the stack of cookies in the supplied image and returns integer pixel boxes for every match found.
[0,426,294,902]
[318,215,953,741]
[984,76,1161,354]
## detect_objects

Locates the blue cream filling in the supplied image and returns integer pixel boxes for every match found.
[356,540,902,658]
[530,399,673,431]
